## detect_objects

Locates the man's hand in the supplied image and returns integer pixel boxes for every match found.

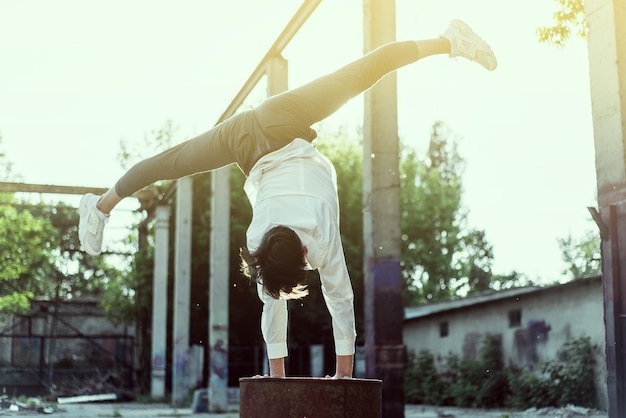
[333,354,353,379]
[268,357,286,378]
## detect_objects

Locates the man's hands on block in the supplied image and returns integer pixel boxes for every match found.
[252,354,354,379]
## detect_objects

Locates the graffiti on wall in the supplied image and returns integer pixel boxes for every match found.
[514,319,552,369]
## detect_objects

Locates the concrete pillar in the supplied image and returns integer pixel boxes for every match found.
[189,344,205,389]
[266,55,288,95]
[362,1,405,417]
[239,377,382,418]
[585,0,626,416]
[151,205,170,398]
[310,345,324,377]
[206,55,288,411]
[208,167,230,413]
[172,177,192,406]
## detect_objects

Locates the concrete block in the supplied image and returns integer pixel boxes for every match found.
[239,377,382,418]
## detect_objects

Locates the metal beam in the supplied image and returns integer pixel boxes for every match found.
[0,181,107,196]
[0,181,155,203]
[217,0,321,122]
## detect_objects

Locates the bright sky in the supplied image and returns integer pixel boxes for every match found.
[0,0,597,283]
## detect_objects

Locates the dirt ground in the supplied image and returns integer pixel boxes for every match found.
[0,402,609,418]
[405,404,608,418]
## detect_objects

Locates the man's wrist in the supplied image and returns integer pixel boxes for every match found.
[269,357,286,377]
[335,354,354,378]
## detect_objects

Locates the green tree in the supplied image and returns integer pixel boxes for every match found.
[558,229,601,279]
[537,0,587,47]
[400,121,494,303]
[400,122,461,302]
[0,205,53,313]
[456,229,494,296]
[490,270,533,291]
[0,135,118,314]
[0,202,122,311]
[0,135,53,312]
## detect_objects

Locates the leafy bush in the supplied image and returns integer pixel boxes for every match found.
[543,336,596,407]
[447,355,482,407]
[507,365,556,408]
[405,349,445,405]
[443,334,508,407]
[405,335,597,410]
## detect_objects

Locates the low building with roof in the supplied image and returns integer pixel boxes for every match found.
[403,275,607,409]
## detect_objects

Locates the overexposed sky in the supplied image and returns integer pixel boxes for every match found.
[0,0,598,282]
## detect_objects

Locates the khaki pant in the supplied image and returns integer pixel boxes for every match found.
[115,41,420,198]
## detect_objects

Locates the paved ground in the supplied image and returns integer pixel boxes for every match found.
[1,402,608,418]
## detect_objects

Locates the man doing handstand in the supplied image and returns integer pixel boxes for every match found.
[79,19,497,379]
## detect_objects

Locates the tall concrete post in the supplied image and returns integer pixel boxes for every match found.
[172,177,192,406]
[585,0,626,416]
[266,55,288,96]
[362,1,405,417]
[208,167,230,412]
[151,205,170,398]
[205,53,287,412]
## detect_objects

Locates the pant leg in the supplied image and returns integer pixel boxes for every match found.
[114,123,235,198]
[250,41,421,147]
[114,41,421,196]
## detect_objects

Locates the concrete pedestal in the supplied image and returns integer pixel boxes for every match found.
[239,377,382,418]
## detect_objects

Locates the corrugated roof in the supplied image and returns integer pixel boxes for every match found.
[403,275,601,322]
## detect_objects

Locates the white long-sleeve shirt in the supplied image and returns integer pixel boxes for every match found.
[244,138,356,359]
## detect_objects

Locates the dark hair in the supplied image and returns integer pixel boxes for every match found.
[240,225,308,300]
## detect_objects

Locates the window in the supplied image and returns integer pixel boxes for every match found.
[509,309,522,328]
[439,321,449,337]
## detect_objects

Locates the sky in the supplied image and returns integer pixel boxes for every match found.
[0,0,598,283]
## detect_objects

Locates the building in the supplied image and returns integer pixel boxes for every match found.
[403,276,607,409]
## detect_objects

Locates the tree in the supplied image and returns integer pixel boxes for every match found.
[0,135,118,314]
[537,0,587,47]
[0,203,123,310]
[490,271,533,291]
[456,229,495,296]
[558,229,601,279]
[400,121,494,303]
[0,204,54,314]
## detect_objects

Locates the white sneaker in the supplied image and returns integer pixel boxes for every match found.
[78,193,109,255]
[442,19,497,71]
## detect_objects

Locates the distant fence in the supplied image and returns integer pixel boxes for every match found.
[0,334,135,397]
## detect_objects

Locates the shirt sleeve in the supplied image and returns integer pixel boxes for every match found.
[257,282,288,359]
[318,225,356,356]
